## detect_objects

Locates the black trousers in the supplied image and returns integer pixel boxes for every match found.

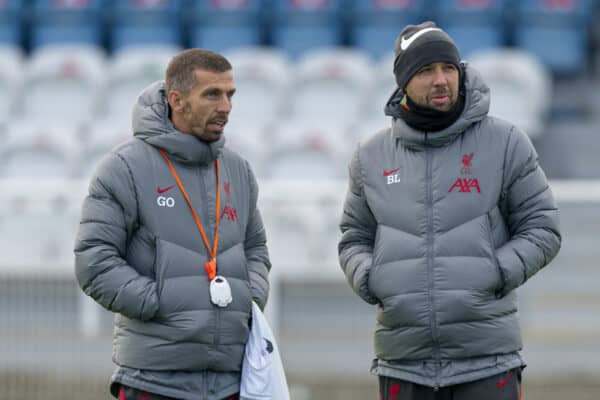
[118,385,239,400]
[378,368,522,400]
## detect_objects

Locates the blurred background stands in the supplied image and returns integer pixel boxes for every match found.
[1,1,600,400]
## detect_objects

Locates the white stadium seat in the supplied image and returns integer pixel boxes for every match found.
[21,44,106,129]
[103,45,181,126]
[224,47,291,126]
[0,131,79,179]
[5,118,83,146]
[287,48,373,123]
[368,52,397,119]
[223,117,274,177]
[468,48,553,141]
[0,45,24,126]
[0,180,84,272]
[77,118,132,179]
[263,117,352,181]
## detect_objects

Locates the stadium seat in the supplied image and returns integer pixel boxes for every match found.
[0,0,23,47]
[4,119,84,150]
[109,0,183,51]
[78,118,131,178]
[21,45,106,129]
[30,0,104,50]
[260,201,318,272]
[287,48,373,124]
[188,0,264,52]
[0,45,23,126]
[468,48,553,141]
[264,117,350,180]
[366,52,397,118]
[269,0,344,58]
[353,115,393,148]
[0,131,79,179]
[348,0,427,60]
[513,0,594,75]
[224,47,291,126]
[260,184,343,276]
[0,180,83,270]
[223,117,276,177]
[433,0,508,58]
[102,45,181,126]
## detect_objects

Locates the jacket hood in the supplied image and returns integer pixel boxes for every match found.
[387,63,490,150]
[131,80,224,165]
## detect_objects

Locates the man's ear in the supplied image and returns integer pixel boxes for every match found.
[167,90,185,113]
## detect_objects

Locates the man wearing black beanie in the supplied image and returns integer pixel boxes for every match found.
[339,21,561,400]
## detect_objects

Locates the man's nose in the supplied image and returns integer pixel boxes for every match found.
[432,67,448,86]
[217,95,232,113]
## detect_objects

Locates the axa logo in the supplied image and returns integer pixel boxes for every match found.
[448,178,481,193]
[221,205,238,222]
[156,184,175,207]
[384,167,401,185]
[461,152,474,175]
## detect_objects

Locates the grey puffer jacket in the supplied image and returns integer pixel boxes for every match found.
[74,81,270,393]
[339,65,561,387]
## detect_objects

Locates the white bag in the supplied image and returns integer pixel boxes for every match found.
[240,302,290,400]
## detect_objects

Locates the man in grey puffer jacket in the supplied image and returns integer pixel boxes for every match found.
[339,22,561,400]
[75,49,271,400]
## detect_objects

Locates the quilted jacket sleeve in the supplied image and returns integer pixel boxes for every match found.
[244,162,271,310]
[496,127,562,296]
[74,153,159,321]
[338,147,379,305]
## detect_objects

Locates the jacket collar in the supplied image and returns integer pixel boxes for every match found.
[132,81,224,165]
[390,64,490,150]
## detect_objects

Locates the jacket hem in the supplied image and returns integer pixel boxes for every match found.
[371,352,525,388]
[111,368,240,400]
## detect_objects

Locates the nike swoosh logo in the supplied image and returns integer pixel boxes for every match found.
[157,185,175,194]
[400,27,441,51]
[383,168,400,177]
[497,372,512,388]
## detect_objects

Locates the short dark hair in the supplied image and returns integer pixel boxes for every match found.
[165,49,232,94]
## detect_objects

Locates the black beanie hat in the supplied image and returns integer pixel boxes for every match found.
[393,21,461,89]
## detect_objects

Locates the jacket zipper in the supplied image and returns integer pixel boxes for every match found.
[425,133,441,390]
[214,308,221,345]
[197,166,222,346]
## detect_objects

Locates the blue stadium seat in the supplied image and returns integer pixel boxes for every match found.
[30,0,105,50]
[189,0,263,52]
[110,0,183,51]
[269,0,344,59]
[433,0,508,58]
[348,0,427,60]
[0,0,23,47]
[513,0,594,75]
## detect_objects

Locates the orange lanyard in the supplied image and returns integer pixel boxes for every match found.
[159,149,220,281]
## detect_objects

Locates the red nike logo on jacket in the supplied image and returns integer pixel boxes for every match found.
[157,185,175,194]
[383,168,400,176]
